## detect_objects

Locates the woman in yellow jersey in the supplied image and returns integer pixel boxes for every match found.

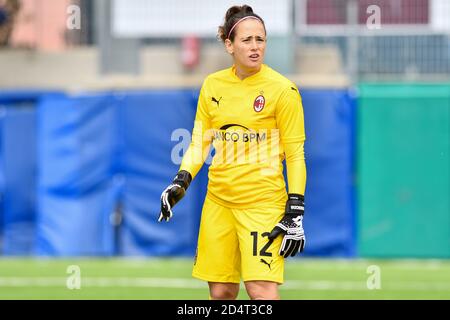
[158,5,307,300]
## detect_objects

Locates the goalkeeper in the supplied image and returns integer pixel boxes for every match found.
[158,4,307,300]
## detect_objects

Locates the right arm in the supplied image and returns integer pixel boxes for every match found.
[179,82,213,179]
[158,81,212,222]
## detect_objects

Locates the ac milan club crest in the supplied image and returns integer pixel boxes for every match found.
[253,95,265,112]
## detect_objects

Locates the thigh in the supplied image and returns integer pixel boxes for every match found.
[192,196,241,283]
[233,203,285,284]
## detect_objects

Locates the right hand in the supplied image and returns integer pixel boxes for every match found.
[158,170,192,222]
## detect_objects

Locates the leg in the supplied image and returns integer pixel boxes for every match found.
[192,197,241,293]
[208,282,240,300]
[232,204,285,299]
[244,280,280,300]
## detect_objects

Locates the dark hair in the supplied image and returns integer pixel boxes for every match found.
[217,5,266,43]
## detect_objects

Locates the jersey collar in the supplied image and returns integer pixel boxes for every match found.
[230,64,267,83]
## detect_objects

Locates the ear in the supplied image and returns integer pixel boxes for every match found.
[224,38,234,55]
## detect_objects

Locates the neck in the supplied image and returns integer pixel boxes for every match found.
[234,65,261,80]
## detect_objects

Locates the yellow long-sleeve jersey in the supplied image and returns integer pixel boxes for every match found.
[180,64,306,208]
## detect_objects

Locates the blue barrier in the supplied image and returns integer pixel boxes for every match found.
[36,93,118,255]
[0,91,62,255]
[115,90,205,256]
[1,89,355,257]
[301,89,356,256]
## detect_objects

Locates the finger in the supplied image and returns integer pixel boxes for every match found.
[162,192,170,210]
[284,239,295,258]
[159,206,167,222]
[279,236,288,256]
[161,192,173,221]
[159,211,169,222]
[268,226,284,240]
[282,239,294,258]
[166,207,173,222]
[290,240,301,257]
[300,238,305,253]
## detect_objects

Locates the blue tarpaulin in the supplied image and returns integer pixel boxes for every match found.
[0,91,61,255]
[302,89,356,256]
[36,93,118,255]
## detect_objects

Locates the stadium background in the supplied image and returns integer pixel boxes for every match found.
[0,0,448,299]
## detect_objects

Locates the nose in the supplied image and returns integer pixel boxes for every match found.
[250,39,258,50]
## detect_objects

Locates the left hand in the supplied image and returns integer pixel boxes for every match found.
[268,194,306,257]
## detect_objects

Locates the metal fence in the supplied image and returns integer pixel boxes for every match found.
[75,0,450,81]
[295,0,450,82]
[9,0,449,82]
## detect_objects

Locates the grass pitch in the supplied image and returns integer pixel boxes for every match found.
[0,258,449,300]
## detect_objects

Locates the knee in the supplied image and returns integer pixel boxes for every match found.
[209,283,239,300]
[245,281,280,300]
[247,289,280,300]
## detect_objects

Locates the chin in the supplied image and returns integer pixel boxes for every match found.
[246,61,262,69]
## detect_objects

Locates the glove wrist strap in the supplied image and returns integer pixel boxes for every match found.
[285,193,305,216]
[173,170,192,190]
[288,193,304,201]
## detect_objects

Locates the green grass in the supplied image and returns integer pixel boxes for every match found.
[0,258,449,299]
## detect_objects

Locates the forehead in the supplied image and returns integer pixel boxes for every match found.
[234,19,266,38]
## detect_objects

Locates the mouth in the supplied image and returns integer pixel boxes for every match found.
[249,54,260,61]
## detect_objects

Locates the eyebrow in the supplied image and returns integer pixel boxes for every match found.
[240,35,266,40]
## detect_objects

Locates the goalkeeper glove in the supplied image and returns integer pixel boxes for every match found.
[158,170,192,222]
[268,194,306,257]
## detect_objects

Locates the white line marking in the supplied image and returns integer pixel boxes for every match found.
[0,277,449,291]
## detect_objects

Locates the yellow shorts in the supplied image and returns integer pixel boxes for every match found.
[192,195,285,284]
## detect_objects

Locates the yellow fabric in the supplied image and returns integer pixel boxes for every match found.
[180,64,306,207]
[192,195,285,283]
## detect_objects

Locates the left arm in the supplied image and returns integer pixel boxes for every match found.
[275,85,307,195]
[268,85,307,257]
